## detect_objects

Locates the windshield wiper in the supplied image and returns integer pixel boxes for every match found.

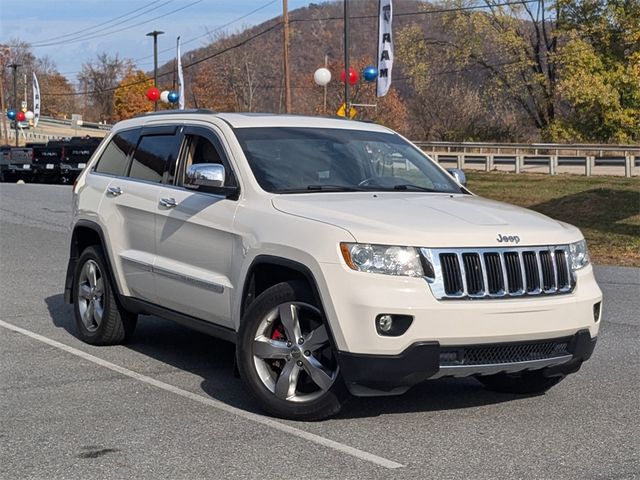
[391,184,438,192]
[276,184,366,193]
[306,184,365,192]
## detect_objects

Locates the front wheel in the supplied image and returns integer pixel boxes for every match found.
[477,369,565,394]
[237,281,347,420]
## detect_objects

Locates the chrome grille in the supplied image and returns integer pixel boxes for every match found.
[420,246,573,300]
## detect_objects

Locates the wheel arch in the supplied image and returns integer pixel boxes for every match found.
[240,256,325,318]
[65,220,121,304]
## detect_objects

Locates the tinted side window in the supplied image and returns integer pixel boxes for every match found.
[128,134,181,183]
[177,134,237,187]
[94,130,138,176]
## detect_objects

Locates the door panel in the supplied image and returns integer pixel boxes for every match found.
[153,126,240,328]
[100,178,159,302]
[154,188,239,327]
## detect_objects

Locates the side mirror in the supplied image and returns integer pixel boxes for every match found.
[185,163,225,189]
[184,163,238,197]
[447,168,467,187]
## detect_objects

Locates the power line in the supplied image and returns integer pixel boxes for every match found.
[132,0,279,64]
[29,0,170,46]
[41,21,284,96]
[30,0,202,48]
[49,0,280,78]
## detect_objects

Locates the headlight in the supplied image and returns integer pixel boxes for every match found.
[569,239,590,270]
[340,243,424,277]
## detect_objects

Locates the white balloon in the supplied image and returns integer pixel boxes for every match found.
[314,68,331,86]
[25,111,35,120]
[160,90,170,103]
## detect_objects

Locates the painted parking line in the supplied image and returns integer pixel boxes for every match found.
[0,319,404,470]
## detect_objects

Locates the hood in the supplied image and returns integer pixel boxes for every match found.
[272,192,582,248]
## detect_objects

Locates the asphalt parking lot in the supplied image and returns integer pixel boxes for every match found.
[1,183,639,479]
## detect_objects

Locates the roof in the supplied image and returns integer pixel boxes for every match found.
[214,112,391,132]
[119,111,393,133]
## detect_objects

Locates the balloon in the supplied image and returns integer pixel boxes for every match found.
[7,110,16,120]
[160,90,170,103]
[146,87,160,101]
[340,67,358,86]
[25,111,34,120]
[363,66,378,82]
[168,91,179,103]
[313,68,331,86]
[16,111,26,122]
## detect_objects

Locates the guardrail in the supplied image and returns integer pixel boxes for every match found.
[415,141,639,177]
[39,116,112,131]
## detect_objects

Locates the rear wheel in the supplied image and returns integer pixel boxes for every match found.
[237,281,347,420]
[73,245,137,345]
[477,369,565,394]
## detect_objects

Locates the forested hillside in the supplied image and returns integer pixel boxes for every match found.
[2,0,638,142]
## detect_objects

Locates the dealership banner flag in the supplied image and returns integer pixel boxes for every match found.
[32,72,41,127]
[377,0,393,97]
[177,36,185,110]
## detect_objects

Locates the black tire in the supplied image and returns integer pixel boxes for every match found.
[237,281,348,420]
[477,369,565,394]
[73,245,137,345]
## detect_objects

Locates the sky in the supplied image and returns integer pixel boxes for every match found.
[0,0,320,79]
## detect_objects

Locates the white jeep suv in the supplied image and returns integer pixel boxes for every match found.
[65,111,601,420]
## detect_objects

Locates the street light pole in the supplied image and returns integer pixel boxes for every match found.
[146,30,164,111]
[343,0,350,119]
[283,0,291,114]
[8,63,21,146]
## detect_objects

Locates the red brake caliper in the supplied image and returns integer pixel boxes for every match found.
[270,324,286,372]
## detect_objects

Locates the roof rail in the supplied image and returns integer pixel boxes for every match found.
[137,108,217,118]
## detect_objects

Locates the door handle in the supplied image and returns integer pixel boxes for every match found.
[159,197,177,208]
[106,186,123,197]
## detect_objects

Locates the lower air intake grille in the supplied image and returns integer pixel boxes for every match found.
[440,338,572,366]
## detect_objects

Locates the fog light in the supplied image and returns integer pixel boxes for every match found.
[375,314,413,336]
[378,314,393,333]
[593,302,601,322]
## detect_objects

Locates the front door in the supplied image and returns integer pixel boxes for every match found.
[153,126,240,328]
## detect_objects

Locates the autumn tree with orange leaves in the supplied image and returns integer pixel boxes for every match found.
[112,70,154,121]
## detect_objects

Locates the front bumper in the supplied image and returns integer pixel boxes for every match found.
[337,329,597,396]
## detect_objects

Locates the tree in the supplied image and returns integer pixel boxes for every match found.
[38,72,76,118]
[396,23,525,140]
[549,0,640,142]
[112,70,154,121]
[78,53,131,122]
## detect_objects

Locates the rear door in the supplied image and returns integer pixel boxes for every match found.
[153,125,240,327]
[98,125,182,302]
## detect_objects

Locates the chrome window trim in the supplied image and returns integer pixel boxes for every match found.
[420,245,575,300]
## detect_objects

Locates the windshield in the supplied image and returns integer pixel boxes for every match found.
[234,127,465,194]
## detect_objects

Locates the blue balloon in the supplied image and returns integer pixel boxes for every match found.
[168,91,179,103]
[7,109,16,120]
[363,66,378,82]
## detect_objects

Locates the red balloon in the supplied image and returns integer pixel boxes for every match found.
[16,111,26,121]
[146,87,160,101]
[340,67,358,86]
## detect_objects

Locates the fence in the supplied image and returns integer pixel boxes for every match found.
[416,141,639,177]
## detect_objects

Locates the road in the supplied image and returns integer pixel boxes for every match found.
[1,184,638,479]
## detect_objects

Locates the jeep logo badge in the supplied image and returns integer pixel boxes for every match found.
[496,233,520,244]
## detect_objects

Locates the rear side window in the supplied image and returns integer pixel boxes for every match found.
[94,129,139,176]
[128,134,181,183]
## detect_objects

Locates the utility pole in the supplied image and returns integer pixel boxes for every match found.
[8,63,21,146]
[343,0,350,119]
[283,0,291,114]
[146,30,164,111]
